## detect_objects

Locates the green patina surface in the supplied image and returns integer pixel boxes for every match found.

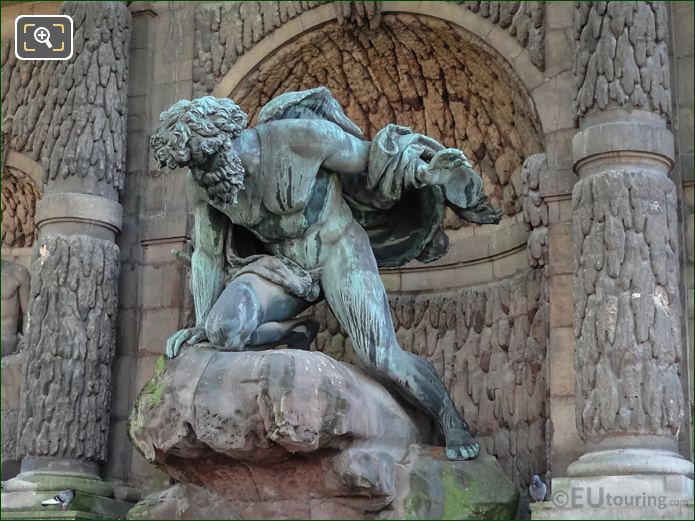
[402,453,518,520]
[128,355,167,447]
[2,490,131,519]
[441,465,477,519]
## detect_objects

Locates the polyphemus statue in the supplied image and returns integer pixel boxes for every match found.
[150,87,501,460]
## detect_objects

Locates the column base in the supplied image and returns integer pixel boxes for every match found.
[1,491,132,520]
[568,448,694,478]
[531,449,694,520]
[1,463,133,520]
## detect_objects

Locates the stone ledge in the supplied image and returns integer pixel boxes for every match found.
[572,118,675,174]
[140,213,192,245]
[36,192,123,236]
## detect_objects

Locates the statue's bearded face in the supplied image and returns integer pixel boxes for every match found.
[150,97,249,206]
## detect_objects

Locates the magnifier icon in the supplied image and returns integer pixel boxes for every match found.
[33,26,53,49]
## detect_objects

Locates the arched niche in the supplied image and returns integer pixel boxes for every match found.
[211,9,545,288]
[2,151,43,265]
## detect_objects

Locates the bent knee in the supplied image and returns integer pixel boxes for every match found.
[205,283,260,349]
[205,315,254,350]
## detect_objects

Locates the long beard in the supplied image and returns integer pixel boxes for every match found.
[195,148,246,207]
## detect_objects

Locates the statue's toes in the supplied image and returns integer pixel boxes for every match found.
[445,428,480,461]
[459,442,480,460]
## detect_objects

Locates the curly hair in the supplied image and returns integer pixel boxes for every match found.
[150,97,249,206]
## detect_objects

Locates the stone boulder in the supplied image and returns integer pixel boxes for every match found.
[128,347,518,519]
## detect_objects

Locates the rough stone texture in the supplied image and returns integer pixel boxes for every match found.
[17,233,120,462]
[522,153,548,268]
[1,119,8,173]
[459,1,546,70]
[1,165,41,247]
[572,170,684,441]
[334,1,383,30]
[0,2,130,192]
[306,266,548,489]
[128,483,242,520]
[128,348,518,520]
[230,15,542,224]
[130,348,425,465]
[573,1,671,122]
[193,2,545,97]
[1,351,26,470]
[389,446,519,520]
[193,1,323,95]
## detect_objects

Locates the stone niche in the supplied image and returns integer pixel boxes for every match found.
[227,14,544,226]
[1,150,42,481]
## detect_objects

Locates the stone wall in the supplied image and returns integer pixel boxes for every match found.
[1,165,40,248]
[670,0,694,459]
[1,1,130,197]
[193,1,546,96]
[109,1,198,490]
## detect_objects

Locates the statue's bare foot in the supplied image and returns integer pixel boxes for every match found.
[445,427,480,461]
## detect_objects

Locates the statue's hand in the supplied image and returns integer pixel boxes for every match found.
[418,148,473,187]
[165,326,208,359]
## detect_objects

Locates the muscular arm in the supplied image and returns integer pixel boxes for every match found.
[165,173,226,358]
[280,119,500,223]
[283,120,370,175]
[188,172,225,325]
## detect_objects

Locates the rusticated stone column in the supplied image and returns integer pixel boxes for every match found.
[534,3,692,519]
[570,0,690,473]
[2,2,131,518]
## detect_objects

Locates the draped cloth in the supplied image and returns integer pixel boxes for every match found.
[341,124,449,267]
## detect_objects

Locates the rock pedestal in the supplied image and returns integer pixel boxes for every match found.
[128,347,519,520]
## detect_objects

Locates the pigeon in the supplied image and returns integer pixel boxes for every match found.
[529,474,547,502]
[41,489,75,510]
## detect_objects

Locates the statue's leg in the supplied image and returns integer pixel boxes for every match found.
[321,223,479,461]
[206,273,312,350]
[246,317,319,351]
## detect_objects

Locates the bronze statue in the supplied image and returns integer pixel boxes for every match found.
[151,88,500,460]
[1,260,29,357]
